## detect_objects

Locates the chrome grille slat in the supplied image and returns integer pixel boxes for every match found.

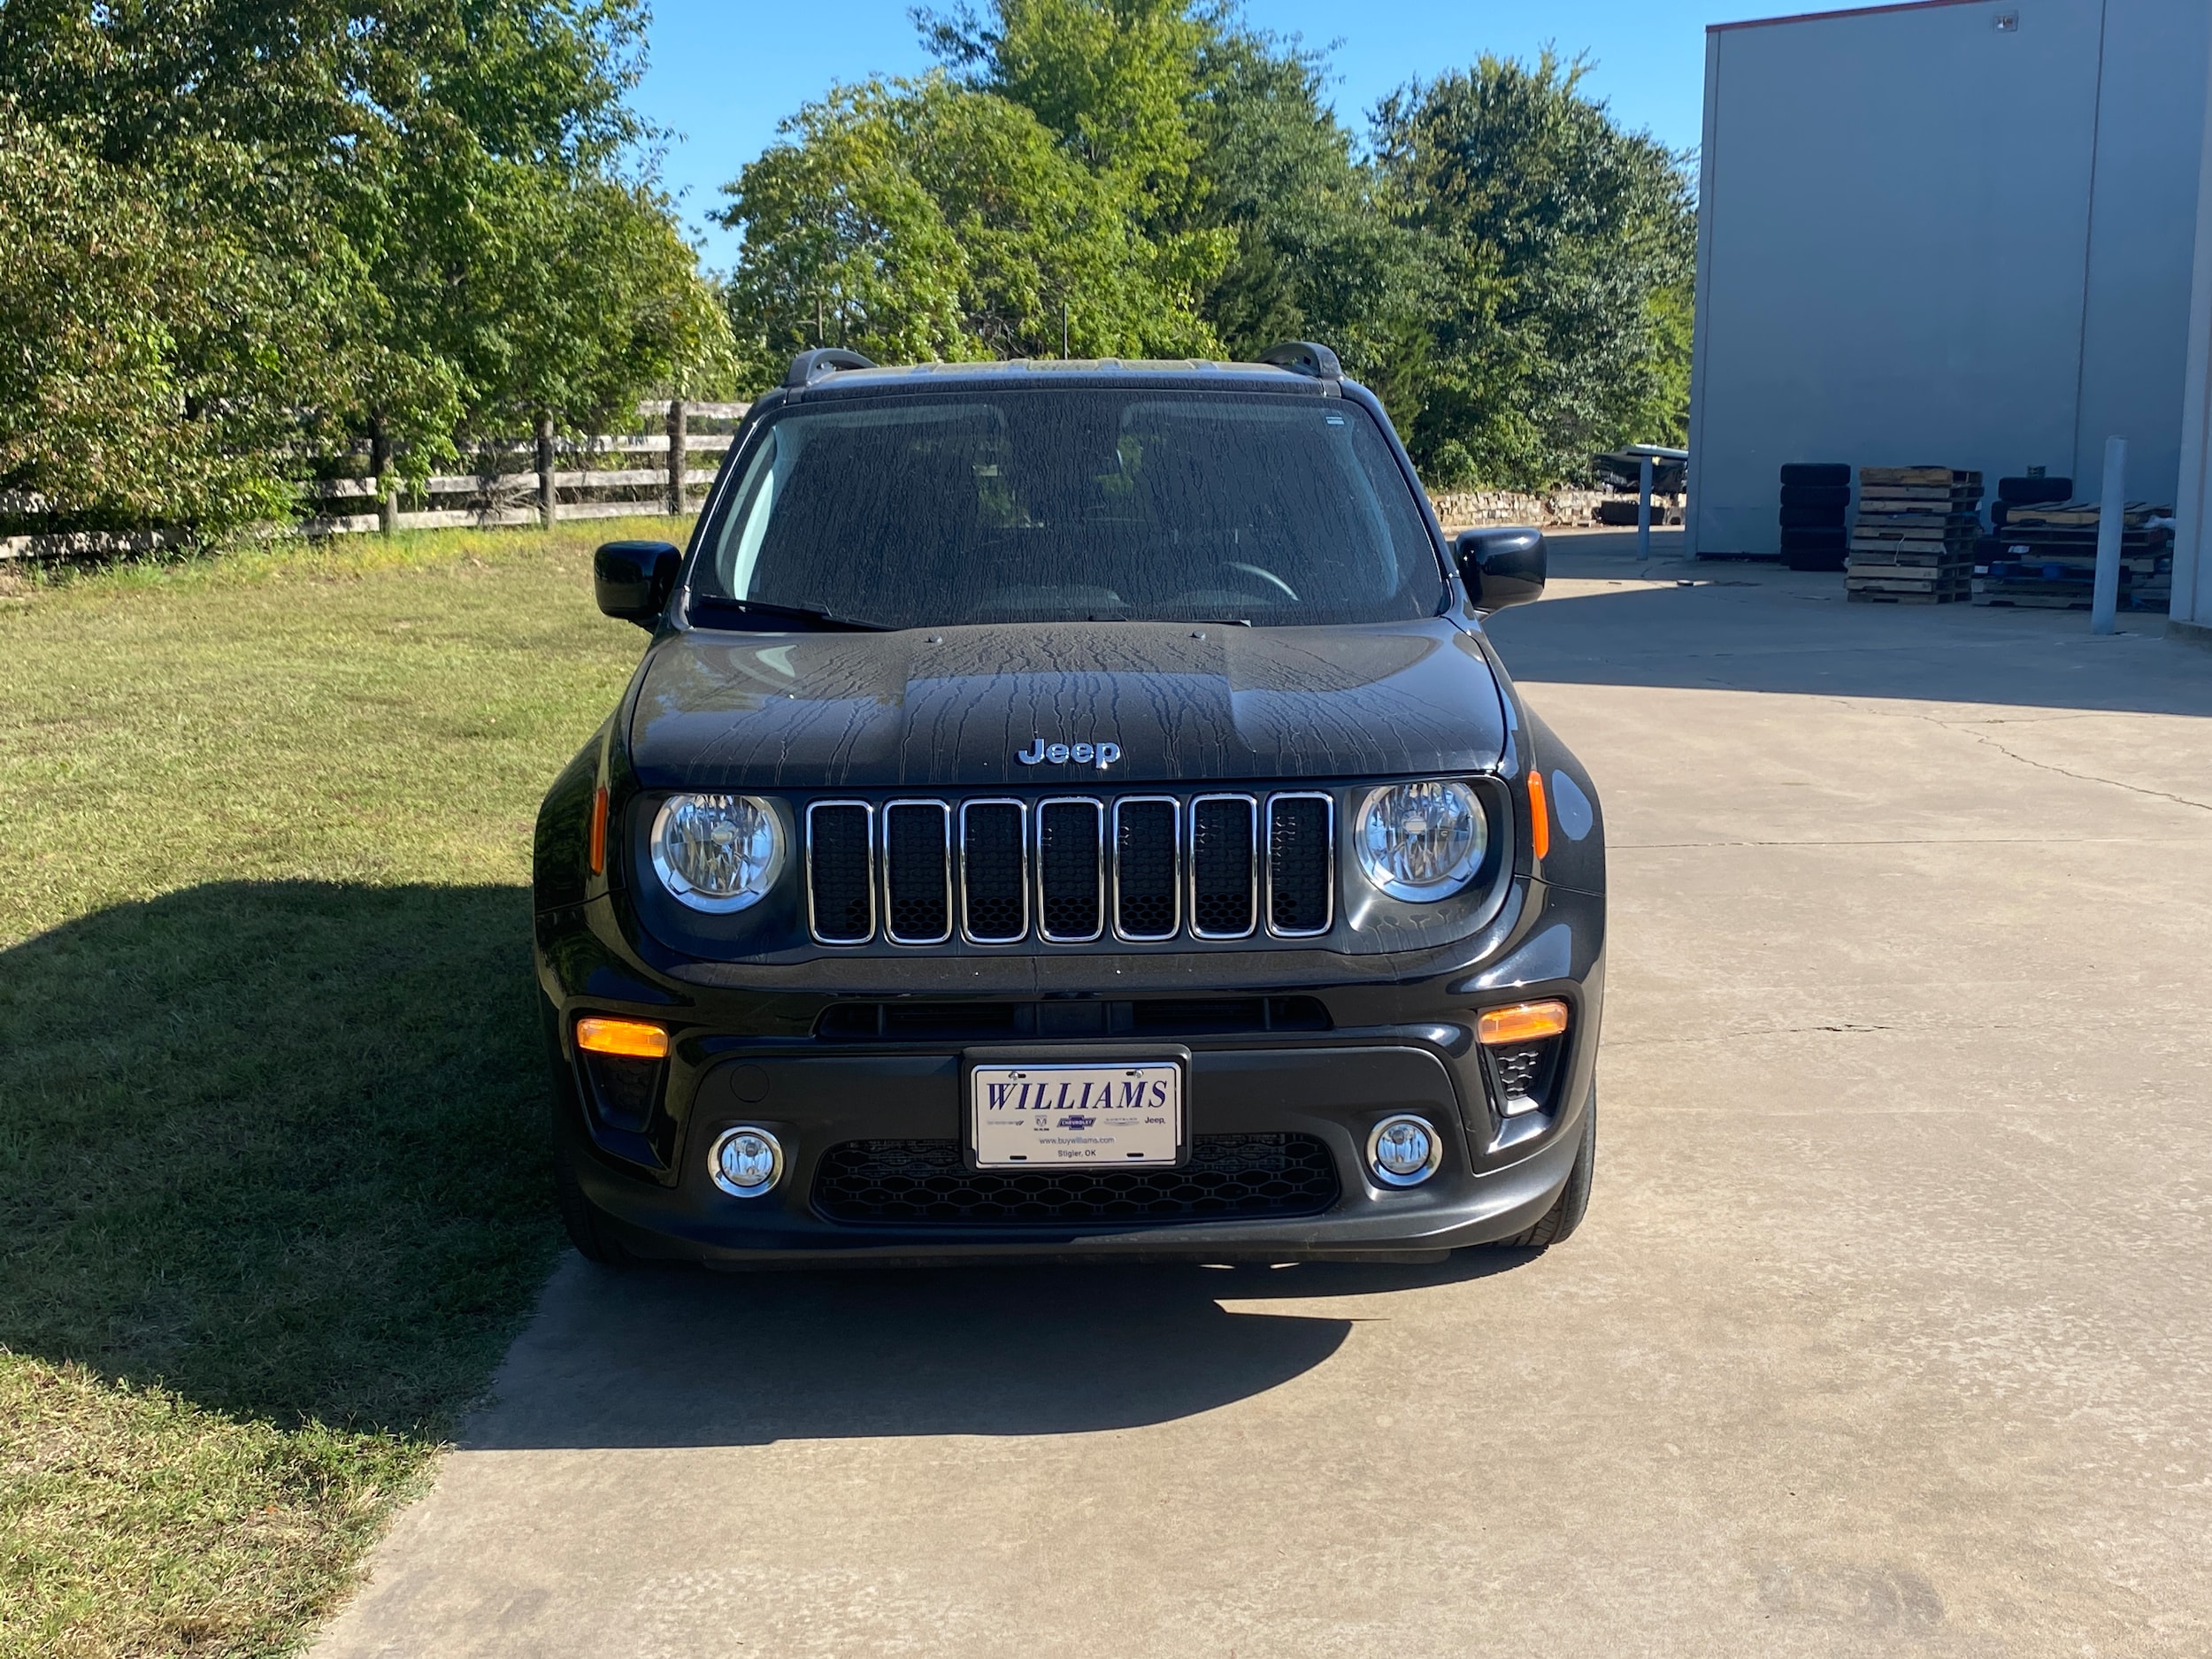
[882,799,953,945]
[958,799,1028,943]
[1264,792,1334,937]
[1036,796,1106,943]
[1188,794,1259,940]
[1111,796,1179,941]
[805,801,875,944]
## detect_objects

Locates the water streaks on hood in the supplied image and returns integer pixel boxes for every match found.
[628,619,1505,790]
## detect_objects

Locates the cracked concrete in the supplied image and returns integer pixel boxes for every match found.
[313,542,2211,1659]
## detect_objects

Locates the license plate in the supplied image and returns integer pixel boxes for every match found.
[968,1061,1183,1169]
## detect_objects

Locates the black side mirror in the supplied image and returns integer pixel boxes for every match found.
[595,541,681,628]
[1453,526,1548,614]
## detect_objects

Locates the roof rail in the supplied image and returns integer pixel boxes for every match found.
[1256,341,1341,381]
[783,348,878,388]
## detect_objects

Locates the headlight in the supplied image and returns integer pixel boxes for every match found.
[649,794,784,912]
[1354,780,1487,902]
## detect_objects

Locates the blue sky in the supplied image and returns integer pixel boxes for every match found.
[634,0,1788,268]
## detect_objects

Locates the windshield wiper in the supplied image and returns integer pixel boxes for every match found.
[687,594,889,633]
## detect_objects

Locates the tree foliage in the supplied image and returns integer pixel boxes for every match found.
[0,0,729,538]
[1373,52,1695,488]
[724,5,1695,489]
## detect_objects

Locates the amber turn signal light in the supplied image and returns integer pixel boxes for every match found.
[588,786,610,875]
[1525,769,1551,861]
[1477,999,1569,1047]
[575,1016,669,1060]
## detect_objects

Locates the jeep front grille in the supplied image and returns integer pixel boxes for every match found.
[806,789,1336,947]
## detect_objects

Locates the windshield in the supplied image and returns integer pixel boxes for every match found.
[692,389,1446,629]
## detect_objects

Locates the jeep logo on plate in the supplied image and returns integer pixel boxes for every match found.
[1017,737,1120,767]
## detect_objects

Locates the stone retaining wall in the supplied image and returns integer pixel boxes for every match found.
[1427,488,1609,528]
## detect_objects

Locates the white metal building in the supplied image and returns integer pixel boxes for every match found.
[1686,0,2212,630]
[2174,57,2212,643]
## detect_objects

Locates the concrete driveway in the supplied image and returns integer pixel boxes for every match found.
[317,542,2212,1658]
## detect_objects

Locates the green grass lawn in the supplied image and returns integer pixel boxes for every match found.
[0,523,672,1655]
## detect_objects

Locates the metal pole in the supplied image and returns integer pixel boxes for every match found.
[1637,453,1654,563]
[1062,299,1070,359]
[2092,434,2126,634]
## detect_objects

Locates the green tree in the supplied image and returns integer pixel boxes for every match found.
[0,0,725,536]
[1187,25,1432,425]
[0,107,366,536]
[1372,51,1695,489]
[718,72,1227,387]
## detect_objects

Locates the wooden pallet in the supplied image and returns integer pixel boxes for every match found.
[1848,577,1970,597]
[1860,466,1982,488]
[1987,556,2165,577]
[1858,491,1982,507]
[1851,588,1968,605]
[1849,554,1972,573]
[1972,592,2087,610]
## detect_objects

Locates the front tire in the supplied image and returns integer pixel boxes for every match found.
[548,1064,641,1269]
[1500,1087,1595,1249]
[553,1148,641,1268]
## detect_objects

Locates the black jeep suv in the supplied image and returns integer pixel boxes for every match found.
[533,343,1603,1265]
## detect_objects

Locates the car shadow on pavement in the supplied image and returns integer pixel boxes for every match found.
[1,879,1543,1448]
[1484,567,2212,718]
[465,1250,1525,1449]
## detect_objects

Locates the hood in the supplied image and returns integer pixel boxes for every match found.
[626,618,1507,790]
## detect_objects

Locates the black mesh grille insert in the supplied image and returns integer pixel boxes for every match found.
[1114,798,1178,940]
[1190,796,1256,937]
[1038,800,1102,941]
[1267,795,1333,935]
[807,803,873,943]
[580,1052,661,1133]
[1488,1036,1563,1114]
[812,1133,1340,1225]
[884,803,950,942]
[961,803,1025,941]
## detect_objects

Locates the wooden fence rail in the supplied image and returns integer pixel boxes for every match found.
[1,399,749,562]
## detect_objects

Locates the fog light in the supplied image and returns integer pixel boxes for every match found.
[709,1126,784,1198]
[1367,1115,1442,1187]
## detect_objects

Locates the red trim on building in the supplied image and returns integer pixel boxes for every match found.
[1709,0,1994,34]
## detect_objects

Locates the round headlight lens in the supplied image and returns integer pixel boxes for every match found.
[650,794,783,912]
[1354,780,1487,902]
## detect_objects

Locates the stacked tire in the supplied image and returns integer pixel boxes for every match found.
[1778,463,1851,572]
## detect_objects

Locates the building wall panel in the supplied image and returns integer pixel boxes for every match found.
[1690,0,2206,558]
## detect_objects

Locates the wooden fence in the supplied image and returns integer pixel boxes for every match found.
[0,400,750,562]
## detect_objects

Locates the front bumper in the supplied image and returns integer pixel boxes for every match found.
[539,879,1603,1263]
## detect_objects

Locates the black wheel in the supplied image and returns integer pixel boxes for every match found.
[1778,484,1850,511]
[548,1071,641,1268]
[1778,462,1851,487]
[1782,548,1847,572]
[1501,1088,1595,1249]
[1997,475,2072,505]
